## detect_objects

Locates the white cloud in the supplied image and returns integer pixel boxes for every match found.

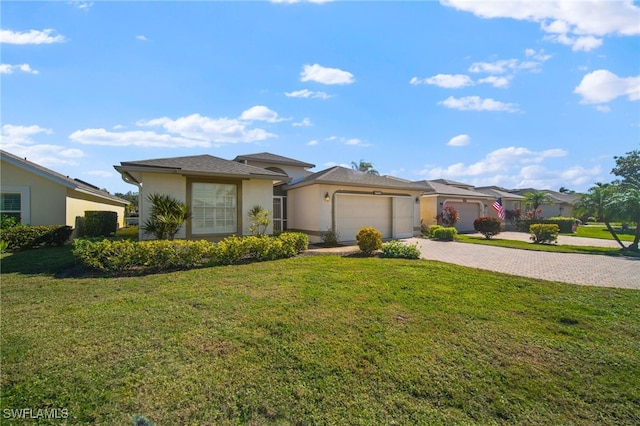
[441,0,639,51]
[0,29,66,44]
[1,124,83,167]
[68,1,93,10]
[87,170,114,178]
[439,96,519,112]
[136,35,148,41]
[300,64,354,85]
[307,139,318,146]
[240,105,288,123]
[574,69,640,104]
[477,76,511,88]
[411,74,473,88]
[596,105,611,113]
[0,64,39,75]
[469,59,518,74]
[293,117,312,127]
[285,89,332,99]
[447,134,470,147]
[70,128,211,148]
[417,145,595,189]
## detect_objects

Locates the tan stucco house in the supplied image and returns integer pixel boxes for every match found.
[509,188,580,218]
[1,150,129,231]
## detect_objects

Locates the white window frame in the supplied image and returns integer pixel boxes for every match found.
[0,186,30,225]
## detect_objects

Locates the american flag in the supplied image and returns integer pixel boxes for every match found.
[492,198,505,220]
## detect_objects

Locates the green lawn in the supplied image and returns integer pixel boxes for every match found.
[574,224,636,242]
[1,247,639,425]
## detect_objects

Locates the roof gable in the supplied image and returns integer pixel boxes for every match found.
[1,149,129,205]
[233,152,315,168]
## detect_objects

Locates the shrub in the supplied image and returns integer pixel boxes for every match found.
[0,225,73,251]
[473,217,502,239]
[1,214,19,229]
[248,205,271,236]
[212,235,249,265]
[430,226,457,241]
[356,226,383,255]
[141,194,191,240]
[517,217,577,233]
[0,240,8,253]
[530,224,560,244]
[278,232,309,253]
[320,228,341,247]
[85,211,118,237]
[381,240,421,259]
[435,205,459,227]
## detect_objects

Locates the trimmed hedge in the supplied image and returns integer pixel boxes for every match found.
[381,240,421,259]
[356,227,383,255]
[84,211,118,237]
[72,232,309,274]
[517,217,577,233]
[428,225,458,241]
[530,224,560,244]
[0,225,73,251]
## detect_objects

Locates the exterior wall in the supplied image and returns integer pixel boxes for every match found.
[1,161,67,225]
[539,203,574,218]
[288,184,422,243]
[241,179,276,235]
[66,191,127,229]
[420,196,439,231]
[139,172,187,240]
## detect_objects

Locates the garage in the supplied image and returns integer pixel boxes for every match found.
[335,193,414,241]
[445,201,482,233]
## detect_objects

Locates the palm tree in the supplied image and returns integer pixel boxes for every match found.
[142,193,191,240]
[523,190,553,219]
[351,159,379,175]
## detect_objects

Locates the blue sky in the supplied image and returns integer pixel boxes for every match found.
[2,0,639,195]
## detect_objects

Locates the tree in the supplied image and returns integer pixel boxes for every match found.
[559,186,575,194]
[141,193,191,240]
[605,179,640,251]
[115,191,139,216]
[523,190,553,219]
[351,159,379,175]
[611,149,640,182]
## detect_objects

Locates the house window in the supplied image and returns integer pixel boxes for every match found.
[1,192,22,222]
[191,183,237,234]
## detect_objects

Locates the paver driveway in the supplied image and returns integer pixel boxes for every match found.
[404,236,639,290]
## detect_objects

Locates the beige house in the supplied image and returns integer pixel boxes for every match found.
[509,188,580,218]
[1,150,129,230]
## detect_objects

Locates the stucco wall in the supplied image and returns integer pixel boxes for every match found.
[139,172,187,240]
[241,179,276,235]
[1,161,67,225]
[66,191,127,229]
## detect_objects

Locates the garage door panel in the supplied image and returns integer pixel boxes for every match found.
[336,195,391,240]
[447,202,481,233]
[393,197,414,239]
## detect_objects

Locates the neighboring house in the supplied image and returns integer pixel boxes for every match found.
[509,188,580,218]
[474,186,525,228]
[418,179,500,233]
[1,150,129,232]
[114,154,290,241]
[284,166,428,243]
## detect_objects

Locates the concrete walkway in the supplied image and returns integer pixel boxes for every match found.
[307,233,640,290]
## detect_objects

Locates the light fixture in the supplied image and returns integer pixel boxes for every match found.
[415,196,420,203]
[324,192,330,202]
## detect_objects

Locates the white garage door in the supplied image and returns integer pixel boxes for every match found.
[335,194,414,242]
[447,202,481,233]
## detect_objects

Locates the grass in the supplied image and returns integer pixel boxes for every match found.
[1,246,639,425]
[573,224,635,242]
[455,235,640,258]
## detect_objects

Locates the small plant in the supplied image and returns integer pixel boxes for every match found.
[530,223,560,244]
[435,205,460,227]
[1,214,19,229]
[356,226,382,255]
[0,240,8,253]
[381,240,421,259]
[131,414,155,426]
[320,228,341,247]
[248,205,271,236]
[473,216,502,239]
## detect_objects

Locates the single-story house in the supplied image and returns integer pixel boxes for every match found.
[115,152,428,243]
[1,149,129,232]
[509,188,580,218]
[474,186,525,228]
[417,179,506,233]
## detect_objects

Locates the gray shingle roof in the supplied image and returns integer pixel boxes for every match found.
[286,166,432,191]
[1,149,129,205]
[475,186,525,200]
[233,152,315,168]
[418,180,491,198]
[509,188,580,204]
[119,154,288,179]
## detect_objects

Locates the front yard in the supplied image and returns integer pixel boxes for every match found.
[1,246,639,425]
